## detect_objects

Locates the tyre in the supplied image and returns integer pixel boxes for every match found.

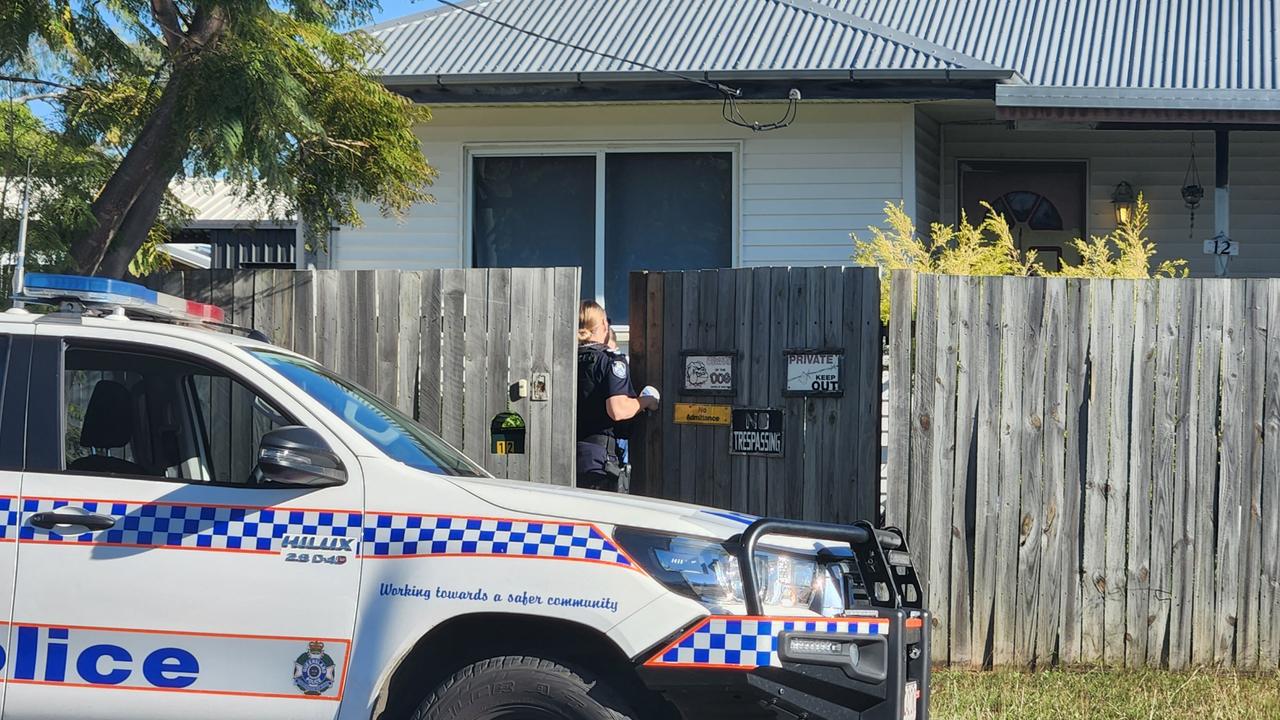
[411,655,636,720]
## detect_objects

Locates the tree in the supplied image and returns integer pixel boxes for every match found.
[2,1,434,277]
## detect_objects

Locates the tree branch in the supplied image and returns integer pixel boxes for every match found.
[14,92,66,103]
[149,0,187,52]
[188,5,229,50]
[0,75,78,91]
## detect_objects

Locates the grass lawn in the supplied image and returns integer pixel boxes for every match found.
[930,667,1280,719]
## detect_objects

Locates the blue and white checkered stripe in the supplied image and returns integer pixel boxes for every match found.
[18,498,361,552]
[363,514,633,568]
[0,496,18,541]
[9,498,636,570]
[648,617,887,669]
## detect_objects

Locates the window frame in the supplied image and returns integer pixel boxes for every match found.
[53,338,301,488]
[463,141,743,318]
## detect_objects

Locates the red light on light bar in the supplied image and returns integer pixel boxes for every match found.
[186,300,225,323]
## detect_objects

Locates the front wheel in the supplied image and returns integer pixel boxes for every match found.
[411,655,636,720]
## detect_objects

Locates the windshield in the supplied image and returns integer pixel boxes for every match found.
[251,351,487,477]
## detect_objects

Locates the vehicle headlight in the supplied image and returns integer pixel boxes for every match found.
[614,528,845,614]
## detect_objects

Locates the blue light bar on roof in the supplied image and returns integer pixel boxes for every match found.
[24,273,157,305]
[22,273,225,323]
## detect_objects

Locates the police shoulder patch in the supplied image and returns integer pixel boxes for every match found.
[611,360,628,379]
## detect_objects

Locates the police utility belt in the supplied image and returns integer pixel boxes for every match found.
[580,433,619,454]
[580,433,625,480]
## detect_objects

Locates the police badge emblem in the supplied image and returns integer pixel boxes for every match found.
[293,640,336,695]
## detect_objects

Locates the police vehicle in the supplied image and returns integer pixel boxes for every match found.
[0,273,930,720]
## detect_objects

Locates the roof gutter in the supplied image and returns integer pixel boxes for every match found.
[997,85,1280,112]
[381,68,1020,88]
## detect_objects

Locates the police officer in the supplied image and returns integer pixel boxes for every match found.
[576,301,658,490]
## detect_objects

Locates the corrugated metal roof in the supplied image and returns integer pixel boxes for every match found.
[365,0,1280,108]
[1,179,291,227]
[840,0,1278,91]
[365,0,976,78]
[170,180,294,227]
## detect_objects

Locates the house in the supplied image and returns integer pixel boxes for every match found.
[1,178,300,272]
[324,0,1280,321]
[166,180,301,270]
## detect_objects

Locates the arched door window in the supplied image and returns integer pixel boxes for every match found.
[958,160,1087,271]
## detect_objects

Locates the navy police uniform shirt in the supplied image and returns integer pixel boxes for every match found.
[577,342,635,439]
[576,343,635,473]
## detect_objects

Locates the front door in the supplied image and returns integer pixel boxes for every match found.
[6,333,362,720]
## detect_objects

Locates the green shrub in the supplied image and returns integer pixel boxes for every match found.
[852,194,1187,321]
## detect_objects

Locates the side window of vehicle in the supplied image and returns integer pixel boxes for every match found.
[65,365,144,469]
[187,373,290,484]
[0,334,18,470]
[63,344,291,484]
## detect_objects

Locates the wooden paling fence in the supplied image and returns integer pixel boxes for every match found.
[886,271,1280,670]
[147,268,581,484]
[628,266,881,523]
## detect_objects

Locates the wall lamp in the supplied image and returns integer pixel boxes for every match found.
[1111,181,1137,226]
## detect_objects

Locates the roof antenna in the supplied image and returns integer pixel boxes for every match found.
[11,157,32,311]
[722,88,801,132]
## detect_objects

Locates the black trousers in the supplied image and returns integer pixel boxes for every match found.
[577,470,619,492]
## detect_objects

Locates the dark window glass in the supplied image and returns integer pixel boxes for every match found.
[0,336,28,469]
[472,155,596,298]
[0,335,13,469]
[993,191,1064,231]
[63,346,289,483]
[604,152,732,321]
[187,374,290,483]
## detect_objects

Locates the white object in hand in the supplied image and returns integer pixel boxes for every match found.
[640,385,661,403]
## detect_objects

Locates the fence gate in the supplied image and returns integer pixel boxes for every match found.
[147,268,581,484]
[887,271,1280,671]
[627,267,882,524]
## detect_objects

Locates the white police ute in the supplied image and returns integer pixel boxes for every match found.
[0,274,930,720]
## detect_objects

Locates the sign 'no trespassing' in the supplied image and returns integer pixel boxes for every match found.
[730,408,784,457]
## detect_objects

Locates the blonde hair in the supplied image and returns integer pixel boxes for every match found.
[578,300,607,343]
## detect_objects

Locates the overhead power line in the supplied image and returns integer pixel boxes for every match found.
[428,0,800,131]
[431,0,739,96]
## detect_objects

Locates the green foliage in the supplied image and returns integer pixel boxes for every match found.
[851,201,1036,321]
[1,101,111,269]
[126,224,175,277]
[2,0,434,270]
[0,102,189,272]
[186,9,435,247]
[1053,194,1188,279]
[852,195,1188,321]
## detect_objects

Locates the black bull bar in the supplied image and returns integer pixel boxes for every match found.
[641,518,932,720]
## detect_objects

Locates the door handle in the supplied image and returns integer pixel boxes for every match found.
[28,509,117,532]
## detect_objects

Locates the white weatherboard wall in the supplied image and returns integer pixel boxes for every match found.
[940,126,1280,277]
[331,102,911,269]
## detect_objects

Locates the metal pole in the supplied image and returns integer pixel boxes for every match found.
[12,157,31,308]
[1214,129,1230,277]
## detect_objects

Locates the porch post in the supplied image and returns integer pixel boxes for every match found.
[1214,129,1230,277]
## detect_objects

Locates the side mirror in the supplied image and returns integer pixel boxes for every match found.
[257,426,347,487]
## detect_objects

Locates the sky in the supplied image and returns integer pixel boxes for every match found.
[368,0,444,25]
